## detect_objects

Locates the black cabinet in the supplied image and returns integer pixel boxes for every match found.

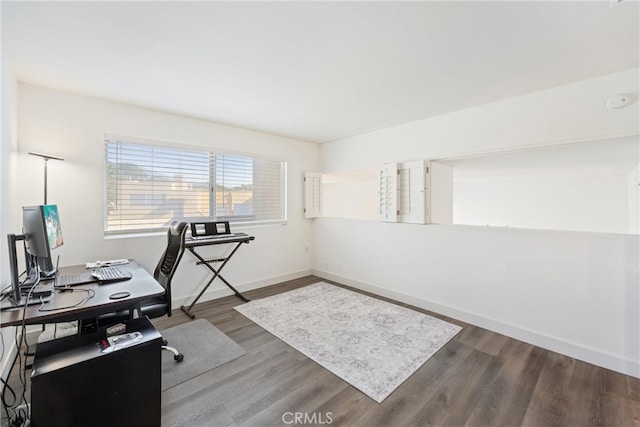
[31,317,162,427]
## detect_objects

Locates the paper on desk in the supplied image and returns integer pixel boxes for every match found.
[85,259,129,269]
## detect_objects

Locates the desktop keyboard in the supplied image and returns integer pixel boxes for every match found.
[56,272,96,287]
[91,266,132,283]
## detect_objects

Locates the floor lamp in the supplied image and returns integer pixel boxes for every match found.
[26,152,75,342]
[28,151,65,204]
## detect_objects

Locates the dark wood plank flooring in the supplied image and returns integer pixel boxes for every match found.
[4,275,638,426]
[152,276,640,427]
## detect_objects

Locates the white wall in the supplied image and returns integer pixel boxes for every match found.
[629,164,640,234]
[321,69,639,169]
[1,51,20,379]
[15,84,319,305]
[315,69,640,377]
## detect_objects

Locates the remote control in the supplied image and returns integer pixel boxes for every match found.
[99,332,143,353]
[106,323,126,337]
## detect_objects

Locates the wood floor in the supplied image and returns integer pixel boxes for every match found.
[4,275,638,426]
[152,276,640,427]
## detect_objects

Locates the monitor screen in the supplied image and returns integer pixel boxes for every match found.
[23,205,50,258]
[22,205,63,277]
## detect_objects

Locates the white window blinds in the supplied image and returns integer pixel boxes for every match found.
[377,160,430,224]
[377,162,398,222]
[303,172,322,218]
[105,139,286,234]
[398,160,430,224]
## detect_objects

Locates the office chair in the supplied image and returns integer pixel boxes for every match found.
[97,221,188,362]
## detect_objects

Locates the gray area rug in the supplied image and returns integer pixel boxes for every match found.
[160,319,245,391]
[234,282,462,403]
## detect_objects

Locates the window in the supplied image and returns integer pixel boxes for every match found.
[434,137,639,234]
[303,172,322,218]
[105,138,287,234]
[376,161,430,224]
[310,161,430,223]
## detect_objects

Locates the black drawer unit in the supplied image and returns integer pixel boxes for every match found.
[31,316,162,427]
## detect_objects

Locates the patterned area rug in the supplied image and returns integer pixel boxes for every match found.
[234,282,462,403]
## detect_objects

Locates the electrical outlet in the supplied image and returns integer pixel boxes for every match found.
[9,403,30,427]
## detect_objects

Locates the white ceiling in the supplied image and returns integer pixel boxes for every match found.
[2,1,639,143]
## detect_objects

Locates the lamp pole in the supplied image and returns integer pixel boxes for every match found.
[28,152,64,204]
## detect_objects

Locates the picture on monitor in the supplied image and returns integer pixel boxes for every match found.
[43,204,63,250]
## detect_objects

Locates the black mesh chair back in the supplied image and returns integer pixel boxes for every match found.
[153,221,188,315]
[94,221,188,362]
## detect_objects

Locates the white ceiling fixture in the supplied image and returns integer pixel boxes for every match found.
[2,2,639,143]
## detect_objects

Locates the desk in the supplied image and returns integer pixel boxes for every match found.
[1,260,164,427]
[1,260,164,327]
[180,233,254,318]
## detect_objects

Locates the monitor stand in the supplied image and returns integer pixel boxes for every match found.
[2,233,53,311]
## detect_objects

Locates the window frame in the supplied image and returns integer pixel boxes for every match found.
[103,135,287,235]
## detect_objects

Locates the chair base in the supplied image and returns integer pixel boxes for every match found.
[162,345,184,362]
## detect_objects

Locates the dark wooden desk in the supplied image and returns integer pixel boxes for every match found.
[180,233,254,318]
[0,260,164,327]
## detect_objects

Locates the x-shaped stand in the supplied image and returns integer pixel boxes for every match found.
[180,234,254,319]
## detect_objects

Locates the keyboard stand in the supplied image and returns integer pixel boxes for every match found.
[180,234,255,319]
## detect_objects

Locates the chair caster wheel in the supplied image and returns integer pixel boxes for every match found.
[175,353,184,362]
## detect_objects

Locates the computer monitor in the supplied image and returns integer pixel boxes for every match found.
[4,205,62,308]
[23,204,63,277]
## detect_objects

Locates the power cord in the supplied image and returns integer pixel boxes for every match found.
[2,268,96,426]
[1,322,29,427]
[1,356,18,422]
[8,404,28,427]
[1,270,39,427]
[5,281,38,426]
[37,288,95,312]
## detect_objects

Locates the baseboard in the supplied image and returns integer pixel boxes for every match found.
[173,269,313,309]
[312,269,640,379]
